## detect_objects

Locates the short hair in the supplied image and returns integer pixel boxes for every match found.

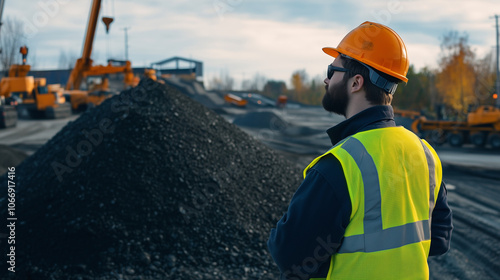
[339,55,400,105]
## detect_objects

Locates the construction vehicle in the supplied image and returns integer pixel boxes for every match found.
[224,93,248,107]
[64,0,135,111]
[1,47,71,122]
[0,94,17,128]
[0,0,17,128]
[65,60,134,111]
[144,68,158,81]
[394,108,421,119]
[411,105,500,149]
[276,95,288,108]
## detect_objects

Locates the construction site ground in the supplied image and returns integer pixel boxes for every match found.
[0,79,499,279]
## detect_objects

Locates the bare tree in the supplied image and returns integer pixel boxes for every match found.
[209,70,234,91]
[0,17,26,73]
[29,49,37,69]
[58,49,78,69]
[241,72,267,91]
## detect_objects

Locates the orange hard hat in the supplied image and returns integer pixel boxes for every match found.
[323,21,409,83]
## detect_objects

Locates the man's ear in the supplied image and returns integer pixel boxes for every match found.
[350,74,364,93]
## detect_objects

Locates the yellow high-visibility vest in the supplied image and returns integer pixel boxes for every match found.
[304,127,442,280]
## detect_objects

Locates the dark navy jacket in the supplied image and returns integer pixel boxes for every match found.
[268,106,453,279]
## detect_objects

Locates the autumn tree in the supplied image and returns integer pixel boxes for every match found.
[393,65,435,111]
[290,69,308,101]
[305,75,325,105]
[262,80,287,99]
[435,31,476,117]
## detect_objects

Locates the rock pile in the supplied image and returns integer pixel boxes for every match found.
[0,79,302,279]
[0,145,27,175]
[233,111,324,137]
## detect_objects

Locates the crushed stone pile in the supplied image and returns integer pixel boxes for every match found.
[233,111,324,137]
[0,79,302,279]
[233,111,288,130]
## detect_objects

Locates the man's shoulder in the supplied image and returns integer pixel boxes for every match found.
[310,153,344,181]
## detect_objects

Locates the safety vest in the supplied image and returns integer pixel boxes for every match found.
[304,127,442,280]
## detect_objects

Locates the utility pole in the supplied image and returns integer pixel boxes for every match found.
[122,27,130,61]
[494,15,500,107]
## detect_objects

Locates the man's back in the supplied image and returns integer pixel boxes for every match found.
[268,106,453,280]
[308,126,441,279]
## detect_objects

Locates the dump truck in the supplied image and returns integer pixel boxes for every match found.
[411,105,500,149]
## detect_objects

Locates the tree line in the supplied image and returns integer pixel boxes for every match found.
[209,31,498,119]
[1,17,497,118]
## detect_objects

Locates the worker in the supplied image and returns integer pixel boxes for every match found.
[268,21,453,280]
[20,45,29,65]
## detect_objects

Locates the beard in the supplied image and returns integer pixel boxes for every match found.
[322,79,349,116]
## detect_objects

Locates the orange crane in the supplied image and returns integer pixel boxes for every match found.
[65,0,135,111]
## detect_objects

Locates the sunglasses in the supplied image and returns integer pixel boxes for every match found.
[327,64,349,79]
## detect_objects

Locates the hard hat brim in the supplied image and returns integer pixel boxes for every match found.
[322,47,340,58]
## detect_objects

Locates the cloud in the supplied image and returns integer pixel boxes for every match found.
[4,0,500,88]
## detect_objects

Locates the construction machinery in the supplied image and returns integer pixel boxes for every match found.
[224,93,248,107]
[144,68,158,81]
[0,0,17,128]
[412,105,500,149]
[64,0,135,111]
[0,91,17,128]
[276,95,288,108]
[1,47,71,122]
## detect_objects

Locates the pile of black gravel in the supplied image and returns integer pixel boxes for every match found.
[0,79,302,279]
[233,111,288,130]
[0,145,28,175]
[233,111,324,137]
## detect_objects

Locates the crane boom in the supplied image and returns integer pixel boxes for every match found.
[82,0,101,62]
[65,0,102,90]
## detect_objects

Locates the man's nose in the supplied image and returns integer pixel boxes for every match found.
[324,78,329,85]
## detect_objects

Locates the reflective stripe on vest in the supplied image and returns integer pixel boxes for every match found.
[336,137,436,253]
[421,141,436,223]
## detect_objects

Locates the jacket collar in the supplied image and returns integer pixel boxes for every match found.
[326,105,396,146]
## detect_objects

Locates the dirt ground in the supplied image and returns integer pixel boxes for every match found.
[427,164,500,280]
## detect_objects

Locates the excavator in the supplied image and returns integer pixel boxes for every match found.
[64,0,136,111]
[1,46,71,122]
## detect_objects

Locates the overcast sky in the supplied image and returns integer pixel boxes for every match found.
[4,0,500,89]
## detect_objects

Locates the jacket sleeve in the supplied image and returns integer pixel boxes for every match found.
[429,181,453,256]
[267,155,351,279]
